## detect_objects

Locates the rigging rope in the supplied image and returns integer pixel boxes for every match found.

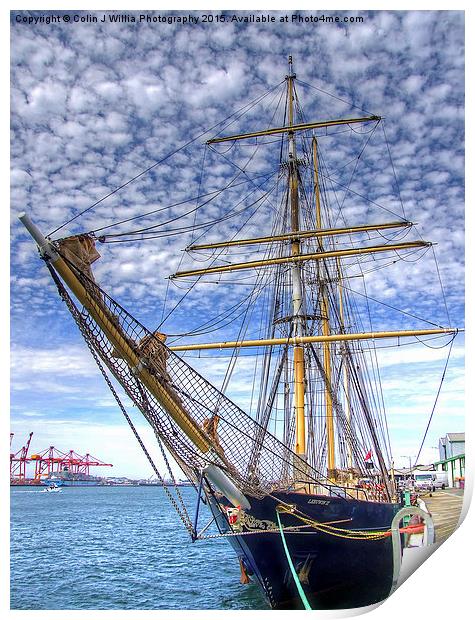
[39,69,460,506]
[333,121,381,222]
[431,245,452,325]
[49,80,285,237]
[295,78,376,117]
[158,175,280,330]
[321,174,409,221]
[414,337,455,465]
[87,172,273,237]
[46,262,195,535]
[96,167,277,241]
[381,121,406,219]
[158,94,288,333]
[338,281,445,328]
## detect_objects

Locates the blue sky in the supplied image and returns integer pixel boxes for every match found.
[9,8,464,479]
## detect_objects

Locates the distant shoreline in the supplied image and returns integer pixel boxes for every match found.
[10,481,193,488]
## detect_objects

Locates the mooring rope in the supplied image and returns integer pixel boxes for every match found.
[276,509,312,610]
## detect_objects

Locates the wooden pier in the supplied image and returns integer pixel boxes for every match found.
[420,488,464,543]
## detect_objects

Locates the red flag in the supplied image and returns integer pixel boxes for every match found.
[364,450,372,461]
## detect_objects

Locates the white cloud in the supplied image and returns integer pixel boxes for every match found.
[11,344,98,378]
[10,9,464,478]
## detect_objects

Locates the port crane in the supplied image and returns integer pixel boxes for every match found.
[10,433,112,483]
[30,446,113,480]
[10,432,33,482]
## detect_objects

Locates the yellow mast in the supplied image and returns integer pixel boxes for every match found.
[287,56,306,459]
[337,257,353,469]
[313,137,336,478]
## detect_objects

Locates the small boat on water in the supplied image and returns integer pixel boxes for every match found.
[41,483,62,493]
[20,56,460,609]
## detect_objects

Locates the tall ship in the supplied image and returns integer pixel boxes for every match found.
[19,57,460,609]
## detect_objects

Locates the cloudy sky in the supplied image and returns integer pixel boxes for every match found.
[9,8,464,479]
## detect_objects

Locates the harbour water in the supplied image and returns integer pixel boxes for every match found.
[10,485,267,610]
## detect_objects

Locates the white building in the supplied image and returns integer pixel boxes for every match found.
[439,432,465,460]
[435,433,465,488]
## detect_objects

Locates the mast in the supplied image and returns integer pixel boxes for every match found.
[287,56,306,460]
[312,137,336,478]
[337,257,352,470]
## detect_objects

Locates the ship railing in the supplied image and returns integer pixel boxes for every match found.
[327,485,369,501]
[292,480,369,501]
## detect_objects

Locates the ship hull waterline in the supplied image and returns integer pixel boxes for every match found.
[207,490,403,610]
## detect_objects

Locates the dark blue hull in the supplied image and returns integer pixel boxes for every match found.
[209,491,402,609]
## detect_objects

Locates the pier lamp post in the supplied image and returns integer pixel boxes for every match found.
[401,455,413,485]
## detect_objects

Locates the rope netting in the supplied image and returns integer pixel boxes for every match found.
[50,245,331,499]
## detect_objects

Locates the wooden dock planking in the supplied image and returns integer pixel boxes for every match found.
[420,489,464,543]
